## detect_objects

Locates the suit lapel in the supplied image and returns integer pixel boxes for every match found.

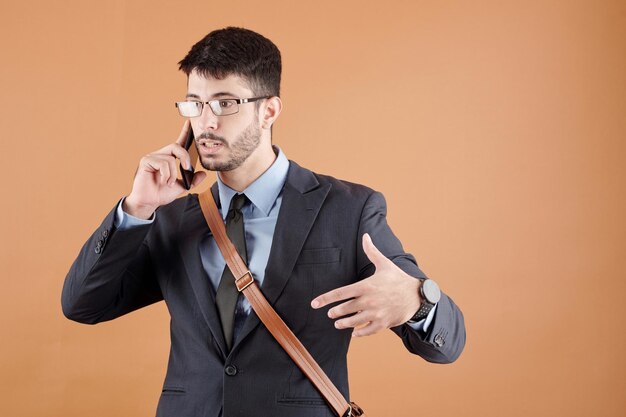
[178,188,228,358]
[232,161,331,350]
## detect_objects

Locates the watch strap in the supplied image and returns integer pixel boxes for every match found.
[409,301,434,322]
[408,279,437,322]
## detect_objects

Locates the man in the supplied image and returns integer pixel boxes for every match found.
[62,27,465,417]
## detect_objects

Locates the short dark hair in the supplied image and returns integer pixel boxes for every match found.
[178,27,281,97]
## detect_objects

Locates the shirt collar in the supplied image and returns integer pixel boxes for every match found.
[217,145,289,219]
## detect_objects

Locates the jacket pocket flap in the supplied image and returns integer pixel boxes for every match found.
[296,247,341,265]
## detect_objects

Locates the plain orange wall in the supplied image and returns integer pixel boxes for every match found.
[1,1,625,416]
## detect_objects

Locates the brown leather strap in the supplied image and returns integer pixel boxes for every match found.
[198,191,364,417]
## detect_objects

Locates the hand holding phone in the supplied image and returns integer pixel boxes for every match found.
[123,120,206,219]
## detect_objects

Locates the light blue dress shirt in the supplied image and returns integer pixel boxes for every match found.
[114,146,435,332]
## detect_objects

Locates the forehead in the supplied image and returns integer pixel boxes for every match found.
[187,69,253,98]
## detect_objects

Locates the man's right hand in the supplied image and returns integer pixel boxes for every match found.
[123,120,207,219]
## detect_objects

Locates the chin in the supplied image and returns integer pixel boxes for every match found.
[200,157,238,172]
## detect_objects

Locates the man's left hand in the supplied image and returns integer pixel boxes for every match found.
[311,233,422,337]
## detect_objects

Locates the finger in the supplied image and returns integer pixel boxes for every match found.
[174,170,207,191]
[153,154,177,186]
[173,178,191,193]
[165,154,178,186]
[334,310,373,330]
[352,321,385,337]
[159,159,172,186]
[328,298,362,319]
[362,233,392,270]
[190,171,207,188]
[311,281,363,309]
[145,156,172,186]
[155,143,191,170]
[175,119,191,147]
[171,143,191,170]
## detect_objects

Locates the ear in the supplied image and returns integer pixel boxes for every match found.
[260,96,283,129]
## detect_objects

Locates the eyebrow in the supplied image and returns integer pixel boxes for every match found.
[185,92,238,100]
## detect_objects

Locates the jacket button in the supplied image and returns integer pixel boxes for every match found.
[224,365,238,376]
[96,240,103,248]
[102,229,109,238]
[94,246,101,254]
[434,334,445,347]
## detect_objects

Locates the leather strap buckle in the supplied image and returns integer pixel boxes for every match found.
[343,402,364,417]
[235,270,254,292]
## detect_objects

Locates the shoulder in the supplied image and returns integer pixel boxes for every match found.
[288,160,379,201]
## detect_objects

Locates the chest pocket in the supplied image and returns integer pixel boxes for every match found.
[296,247,341,265]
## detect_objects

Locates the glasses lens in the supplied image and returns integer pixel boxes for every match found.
[210,99,238,116]
[176,101,202,117]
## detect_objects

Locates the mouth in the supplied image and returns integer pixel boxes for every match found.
[198,139,225,155]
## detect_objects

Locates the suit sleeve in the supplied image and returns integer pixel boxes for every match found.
[356,191,466,363]
[61,199,163,324]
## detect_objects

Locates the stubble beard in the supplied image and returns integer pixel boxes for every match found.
[198,120,261,172]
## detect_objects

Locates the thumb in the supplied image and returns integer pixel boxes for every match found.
[362,233,391,269]
[190,171,208,188]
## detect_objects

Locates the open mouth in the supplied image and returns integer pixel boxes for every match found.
[198,140,224,154]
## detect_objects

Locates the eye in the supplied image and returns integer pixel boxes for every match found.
[184,101,202,108]
[219,100,235,108]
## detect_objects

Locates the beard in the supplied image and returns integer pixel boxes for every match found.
[196,120,261,172]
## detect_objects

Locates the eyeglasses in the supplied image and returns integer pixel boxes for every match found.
[175,96,270,117]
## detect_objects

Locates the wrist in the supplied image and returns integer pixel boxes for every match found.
[407,278,440,323]
[122,196,156,220]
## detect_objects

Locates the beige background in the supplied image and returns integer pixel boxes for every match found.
[1,1,625,416]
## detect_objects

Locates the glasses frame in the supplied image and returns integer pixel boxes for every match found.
[175,96,271,117]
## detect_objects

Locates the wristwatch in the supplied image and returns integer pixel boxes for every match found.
[407,279,441,323]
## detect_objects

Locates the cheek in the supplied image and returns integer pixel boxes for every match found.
[190,122,201,138]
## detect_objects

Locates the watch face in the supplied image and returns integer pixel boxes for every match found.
[422,279,441,303]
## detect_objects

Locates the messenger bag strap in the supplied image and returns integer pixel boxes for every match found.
[198,191,364,417]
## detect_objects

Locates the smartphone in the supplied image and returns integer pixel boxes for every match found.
[180,125,199,190]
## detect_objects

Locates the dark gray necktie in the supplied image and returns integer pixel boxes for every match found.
[216,193,248,351]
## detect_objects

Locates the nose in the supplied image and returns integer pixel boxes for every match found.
[196,103,219,132]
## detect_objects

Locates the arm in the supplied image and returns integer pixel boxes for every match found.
[391,292,465,364]
[361,191,465,363]
[312,191,466,363]
[62,120,206,325]
[61,199,161,324]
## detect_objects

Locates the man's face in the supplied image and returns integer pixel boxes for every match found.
[186,70,263,172]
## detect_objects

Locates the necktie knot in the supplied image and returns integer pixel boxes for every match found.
[230,193,247,212]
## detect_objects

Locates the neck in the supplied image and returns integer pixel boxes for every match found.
[218,144,277,192]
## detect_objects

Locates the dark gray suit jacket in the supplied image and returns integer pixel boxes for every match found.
[62,161,465,417]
